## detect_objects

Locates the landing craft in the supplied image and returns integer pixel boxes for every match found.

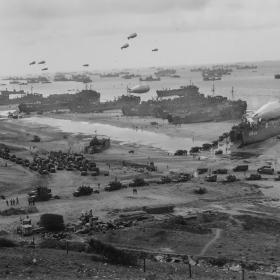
[38,60,46,64]
[127,33,137,40]
[41,67,48,71]
[152,48,159,52]
[29,61,36,66]
[121,43,129,50]
[83,64,89,67]
[127,84,150,94]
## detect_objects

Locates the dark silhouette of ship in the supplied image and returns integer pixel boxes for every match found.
[157,84,199,98]
[18,89,100,113]
[0,89,43,105]
[230,101,280,147]
[154,69,176,77]
[54,73,92,83]
[230,119,280,147]
[236,64,257,70]
[139,75,160,81]
[123,84,247,124]
[18,91,140,114]
[99,73,120,78]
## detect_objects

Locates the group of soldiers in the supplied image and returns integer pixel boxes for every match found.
[6,197,19,207]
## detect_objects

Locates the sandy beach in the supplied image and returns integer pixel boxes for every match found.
[45,111,237,142]
[0,109,280,280]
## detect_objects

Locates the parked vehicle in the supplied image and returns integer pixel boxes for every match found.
[197,168,208,175]
[246,174,262,180]
[257,166,274,175]
[205,174,217,182]
[224,174,237,182]
[73,185,93,197]
[28,186,52,201]
[213,168,228,174]
[17,217,33,236]
[233,165,248,172]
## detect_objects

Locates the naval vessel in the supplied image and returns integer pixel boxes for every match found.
[230,101,280,147]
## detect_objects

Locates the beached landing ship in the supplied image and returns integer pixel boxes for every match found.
[230,100,280,147]
[123,84,247,124]
[0,89,44,105]
[18,92,140,114]
[18,89,100,113]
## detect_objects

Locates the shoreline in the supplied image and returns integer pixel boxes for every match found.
[36,111,236,142]
[19,113,234,154]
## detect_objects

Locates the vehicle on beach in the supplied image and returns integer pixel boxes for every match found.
[17,217,33,236]
[233,165,249,172]
[73,186,93,197]
[223,174,237,183]
[257,166,274,175]
[197,168,208,175]
[246,174,262,180]
[213,168,228,174]
[205,174,217,182]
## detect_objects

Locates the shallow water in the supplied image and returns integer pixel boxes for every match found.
[21,116,204,153]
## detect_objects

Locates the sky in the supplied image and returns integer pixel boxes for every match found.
[1,0,280,75]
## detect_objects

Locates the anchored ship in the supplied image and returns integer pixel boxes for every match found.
[154,69,176,77]
[230,100,280,147]
[139,75,160,82]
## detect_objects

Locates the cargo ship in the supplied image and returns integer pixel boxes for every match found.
[229,101,280,147]
[236,64,257,70]
[156,84,199,98]
[99,73,119,78]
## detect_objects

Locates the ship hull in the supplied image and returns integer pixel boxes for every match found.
[241,122,280,145]
[156,85,199,98]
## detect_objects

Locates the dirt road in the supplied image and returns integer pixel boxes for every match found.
[199,228,222,256]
